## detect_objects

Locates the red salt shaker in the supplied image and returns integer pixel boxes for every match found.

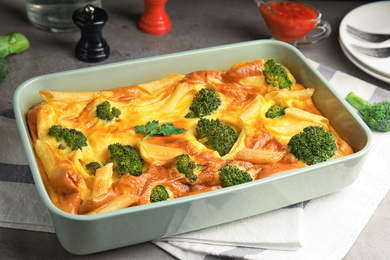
[139,0,171,35]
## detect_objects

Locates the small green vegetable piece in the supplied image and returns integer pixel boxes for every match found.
[96,101,121,121]
[196,118,238,156]
[346,92,390,132]
[219,165,252,187]
[263,59,292,90]
[150,185,169,203]
[0,32,30,84]
[135,120,185,140]
[288,126,337,165]
[265,104,286,119]
[185,88,221,118]
[108,143,144,176]
[176,154,198,183]
[86,162,102,175]
[48,125,88,150]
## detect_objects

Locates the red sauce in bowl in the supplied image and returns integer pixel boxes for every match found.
[259,1,319,43]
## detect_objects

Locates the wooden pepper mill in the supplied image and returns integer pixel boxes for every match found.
[73,5,110,62]
[139,0,171,35]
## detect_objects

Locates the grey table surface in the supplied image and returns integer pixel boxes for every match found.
[1,0,389,259]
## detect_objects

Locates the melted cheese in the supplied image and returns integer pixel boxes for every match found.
[27,59,354,214]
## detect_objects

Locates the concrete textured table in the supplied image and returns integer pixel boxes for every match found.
[0,0,389,259]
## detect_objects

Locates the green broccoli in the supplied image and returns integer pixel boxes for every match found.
[96,101,121,121]
[346,92,390,132]
[108,143,144,176]
[219,164,253,188]
[48,125,88,150]
[288,126,337,165]
[150,185,170,203]
[0,32,29,83]
[263,59,292,90]
[265,104,286,119]
[185,88,221,118]
[175,154,198,183]
[196,118,238,157]
[85,162,102,175]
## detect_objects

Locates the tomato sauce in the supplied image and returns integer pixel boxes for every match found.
[259,1,318,43]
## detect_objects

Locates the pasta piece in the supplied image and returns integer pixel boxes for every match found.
[268,121,318,136]
[239,75,265,87]
[285,107,329,130]
[239,95,263,122]
[89,193,139,214]
[40,90,96,102]
[157,83,189,113]
[91,163,113,199]
[265,88,315,103]
[139,142,186,163]
[137,73,184,94]
[235,148,285,164]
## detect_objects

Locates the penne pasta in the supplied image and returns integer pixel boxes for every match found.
[40,90,96,102]
[91,163,113,199]
[89,193,139,214]
[269,121,318,136]
[235,148,285,164]
[157,83,189,113]
[137,73,184,94]
[239,95,263,122]
[139,142,186,163]
[285,107,329,130]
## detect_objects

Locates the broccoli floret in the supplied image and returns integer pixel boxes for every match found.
[175,154,198,183]
[263,59,292,90]
[0,32,29,84]
[96,101,121,121]
[265,104,286,119]
[346,92,390,132]
[185,88,221,118]
[288,126,337,165]
[219,165,252,188]
[150,185,169,203]
[86,162,102,175]
[196,118,238,157]
[48,125,88,150]
[108,143,144,176]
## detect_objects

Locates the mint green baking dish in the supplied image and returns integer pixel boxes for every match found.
[13,40,372,255]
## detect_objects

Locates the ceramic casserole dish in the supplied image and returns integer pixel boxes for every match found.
[13,40,372,255]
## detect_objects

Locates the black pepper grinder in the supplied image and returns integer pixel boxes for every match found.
[73,5,110,62]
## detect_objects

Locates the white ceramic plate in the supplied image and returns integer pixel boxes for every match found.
[339,1,390,81]
[339,36,390,84]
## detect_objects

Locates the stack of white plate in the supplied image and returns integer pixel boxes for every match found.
[339,1,390,83]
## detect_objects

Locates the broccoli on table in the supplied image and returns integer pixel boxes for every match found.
[288,126,337,165]
[265,104,286,119]
[108,143,144,176]
[85,162,102,175]
[48,125,88,150]
[175,154,198,183]
[150,185,170,203]
[196,118,238,157]
[219,164,253,188]
[96,101,121,121]
[0,32,29,83]
[185,88,221,118]
[346,92,390,132]
[263,59,292,90]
